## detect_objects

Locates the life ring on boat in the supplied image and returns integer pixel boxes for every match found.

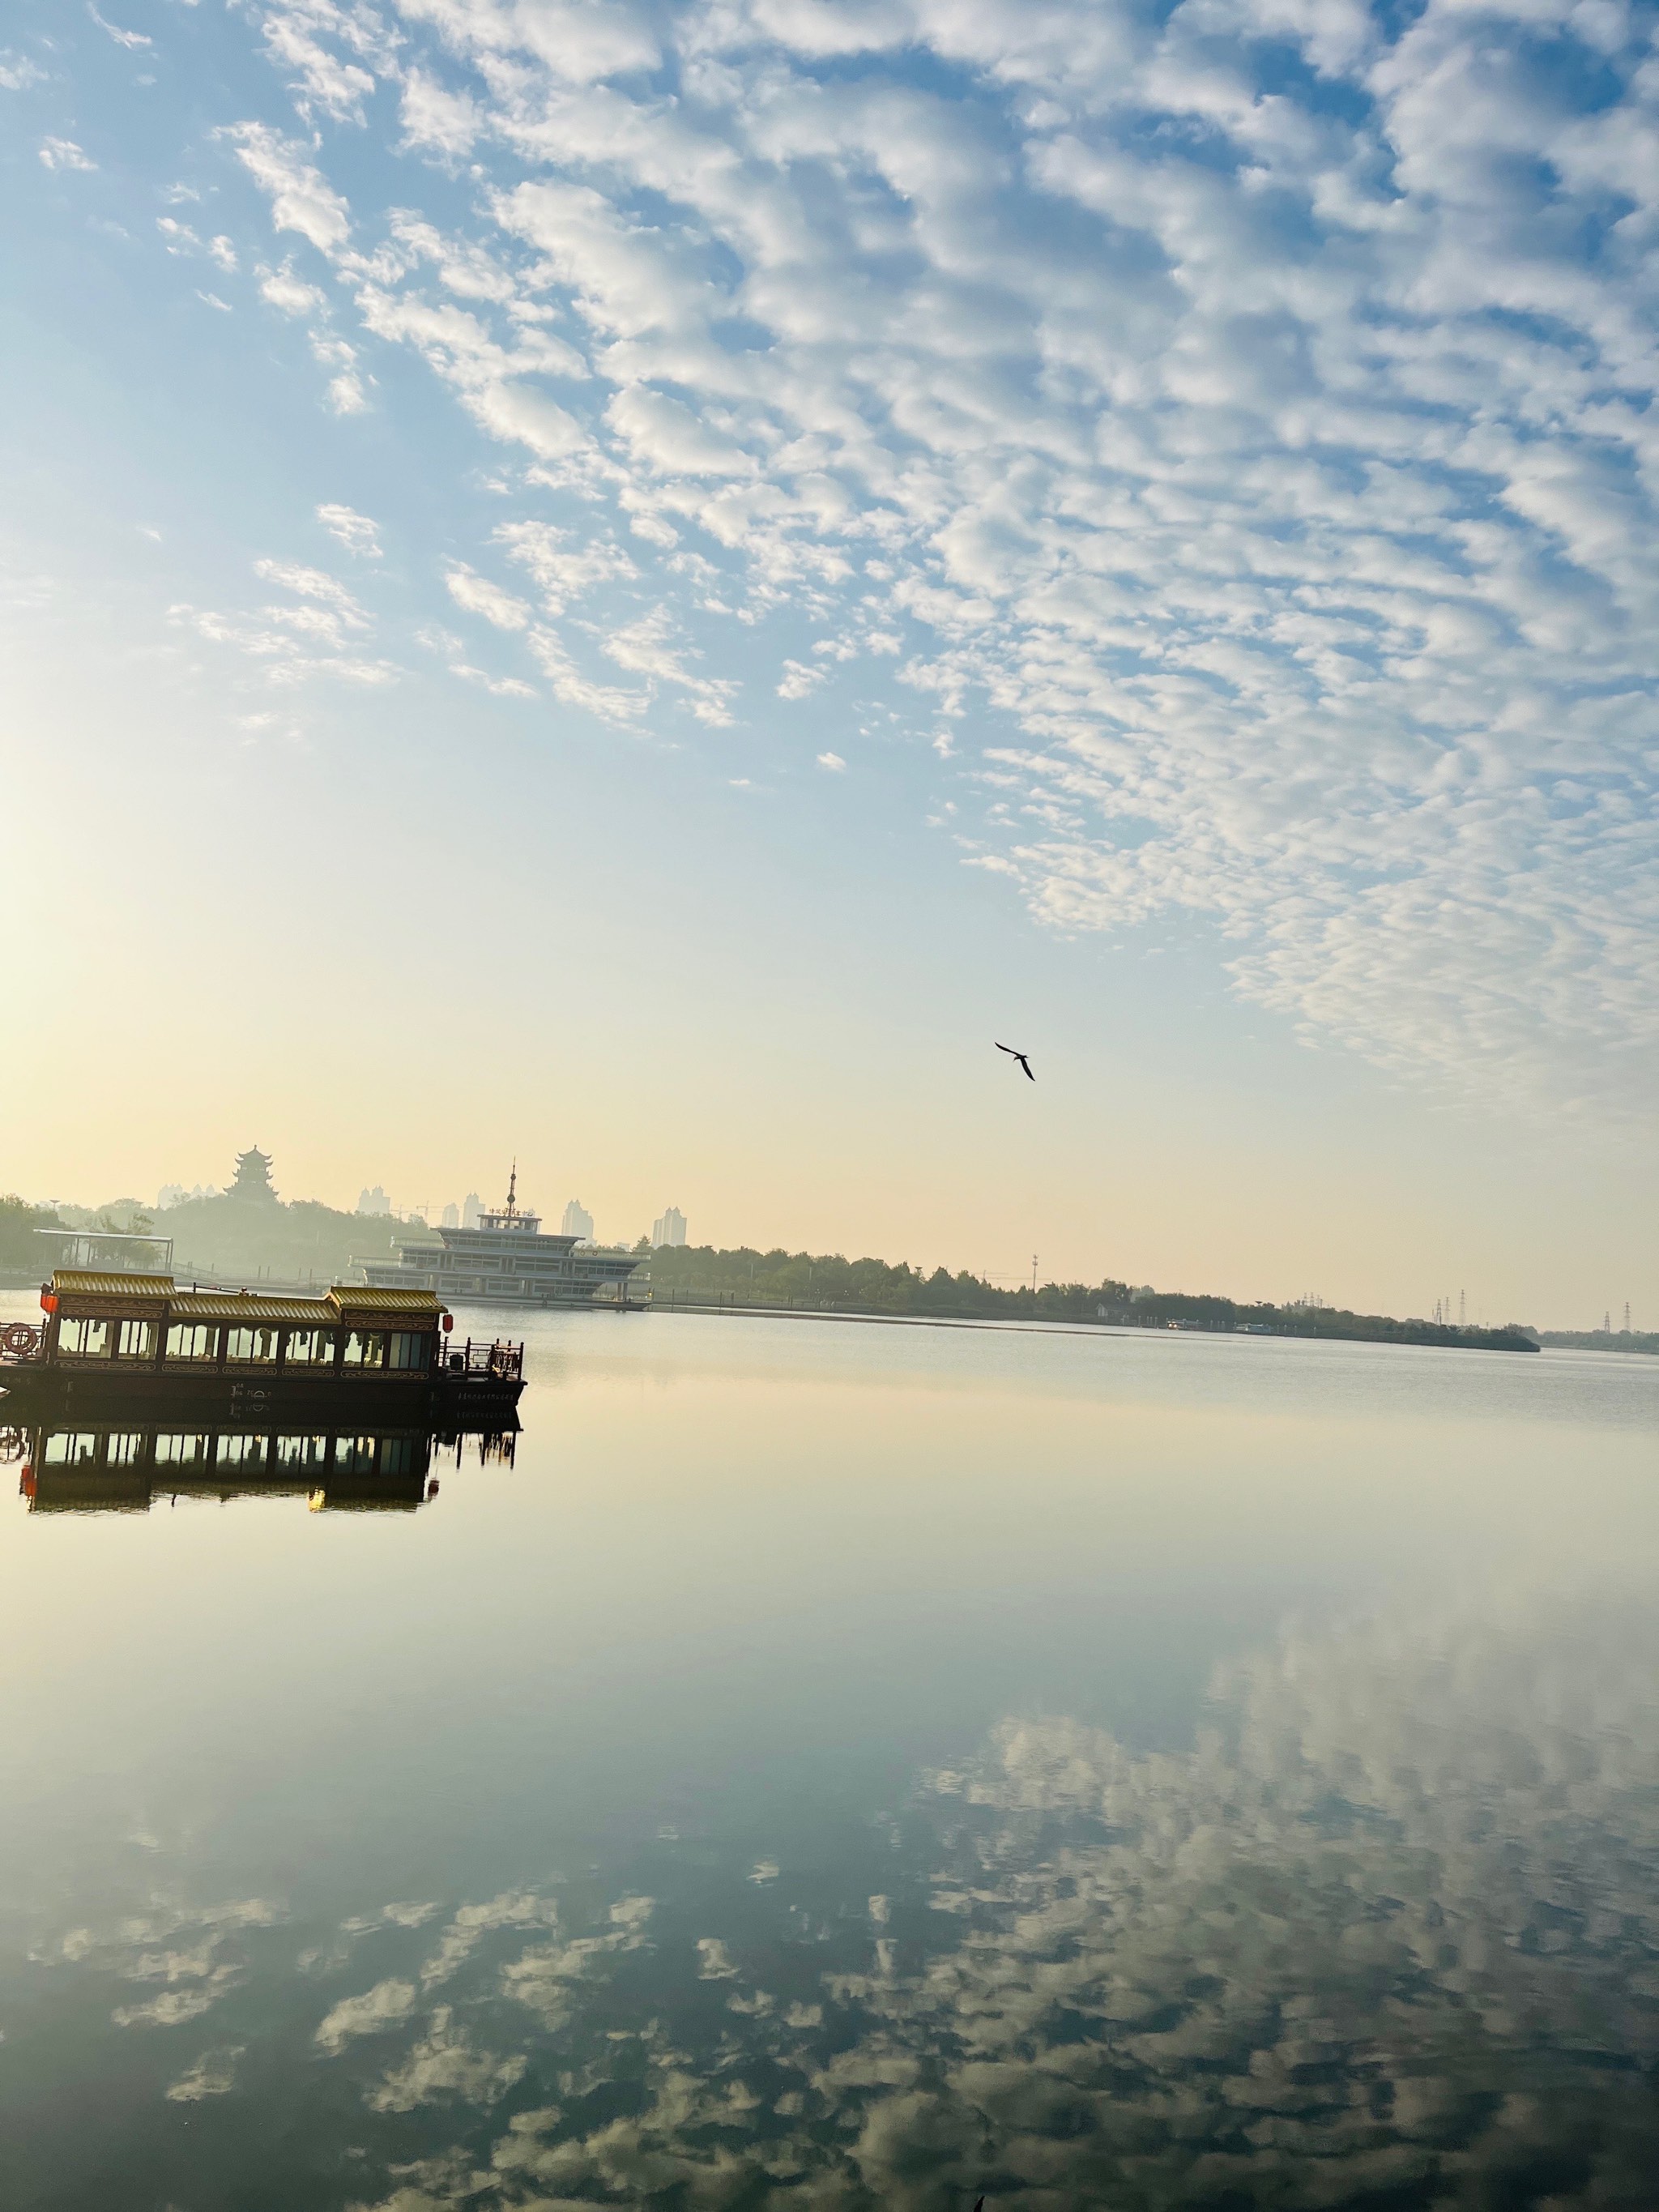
[0,1427,26,1462]
[2,1323,39,1358]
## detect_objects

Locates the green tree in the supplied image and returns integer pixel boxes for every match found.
[0,1194,63,1272]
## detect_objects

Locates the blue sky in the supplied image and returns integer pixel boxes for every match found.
[2,0,1655,1322]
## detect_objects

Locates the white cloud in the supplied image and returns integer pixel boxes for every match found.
[168,560,393,685]
[394,0,660,85]
[776,659,822,699]
[257,260,326,315]
[496,519,635,611]
[816,750,847,771]
[317,502,382,557]
[209,0,1659,1113]
[253,558,368,624]
[251,0,397,122]
[0,53,46,90]
[602,605,739,724]
[227,122,350,254]
[399,66,480,156]
[89,6,151,49]
[527,626,648,726]
[450,662,537,697]
[40,137,96,171]
[446,562,531,630]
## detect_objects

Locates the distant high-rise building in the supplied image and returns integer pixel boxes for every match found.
[356,1185,391,1217]
[441,1202,460,1228]
[462,1191,482,1229]
[651,1206,687,1249]
[157,1182,214,1209]
[562,1198,595,1241]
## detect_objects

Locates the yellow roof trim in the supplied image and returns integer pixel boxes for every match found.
[53,1270,177,1297]
[169,1294,338,1324]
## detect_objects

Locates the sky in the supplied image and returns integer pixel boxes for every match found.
[2,0,1656,1327]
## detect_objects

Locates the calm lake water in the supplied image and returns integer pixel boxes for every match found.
[2,1303,1657,2210]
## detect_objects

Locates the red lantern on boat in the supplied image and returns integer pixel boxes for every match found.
[441,1312,454,1333]
[40,1291,58,1315]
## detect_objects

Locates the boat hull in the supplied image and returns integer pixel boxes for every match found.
[0,1364,522,1422]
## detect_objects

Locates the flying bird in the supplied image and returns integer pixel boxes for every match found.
[996,1043,1035,1082]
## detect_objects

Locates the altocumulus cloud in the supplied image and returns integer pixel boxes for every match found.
[216,0,1659,1111]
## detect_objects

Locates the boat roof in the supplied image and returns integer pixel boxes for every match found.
[170,1292,336,1323]
[53,1270,176,1297]
[49,1270,441,1322]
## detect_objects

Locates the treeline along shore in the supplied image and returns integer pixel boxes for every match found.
[641,1245,1540,1353]
[0,1189,429,1287]
[0,1193,1574,1356]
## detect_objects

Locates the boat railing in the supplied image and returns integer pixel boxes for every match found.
[442,1339,523,1382]
[0,1322,44,1367]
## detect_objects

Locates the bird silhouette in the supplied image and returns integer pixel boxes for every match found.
[996,1043,1035,1082]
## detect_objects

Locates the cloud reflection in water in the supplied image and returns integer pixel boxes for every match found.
[38,1579,1659,2208]
[321,1580,1659,2209]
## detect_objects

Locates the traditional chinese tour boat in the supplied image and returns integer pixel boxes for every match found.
[0,1270,524,1419]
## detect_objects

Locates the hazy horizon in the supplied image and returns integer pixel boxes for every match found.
[3,0,1655,1334]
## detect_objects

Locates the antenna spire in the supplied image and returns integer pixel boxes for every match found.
[506,1159,518,1218]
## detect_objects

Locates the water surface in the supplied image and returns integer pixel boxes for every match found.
[2,1304,1657,2209]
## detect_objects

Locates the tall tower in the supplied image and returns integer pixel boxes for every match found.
[225,1146,279,1202]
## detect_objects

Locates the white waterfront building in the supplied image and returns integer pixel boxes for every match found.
[651,1206,687,1249]
[361,1172,648,1310]
[561,1198,595,1241]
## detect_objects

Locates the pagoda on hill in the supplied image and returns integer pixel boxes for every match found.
[225,1146,279,1203]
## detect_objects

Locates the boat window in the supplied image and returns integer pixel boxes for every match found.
[284,1329,336,1367]
[45,1433,99,1465]
[387,1331,429,1372]
[154,1434,210,1466]
[116,1320,156,1360]
[272,1434,329,1470]
[224,1326,281,1364]
[342,1330,386,1369]
[215,1435,267,1469]
[335,1435,379,1470]
[166,1323,219,1362]
[58,1317,113,1359]
[105,1433,143,1467]
[380,1437,417,1473]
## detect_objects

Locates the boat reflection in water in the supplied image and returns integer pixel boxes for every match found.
[1,1411,518,1514]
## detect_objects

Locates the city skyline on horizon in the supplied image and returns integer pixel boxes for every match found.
[11,1140,1640,1334]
